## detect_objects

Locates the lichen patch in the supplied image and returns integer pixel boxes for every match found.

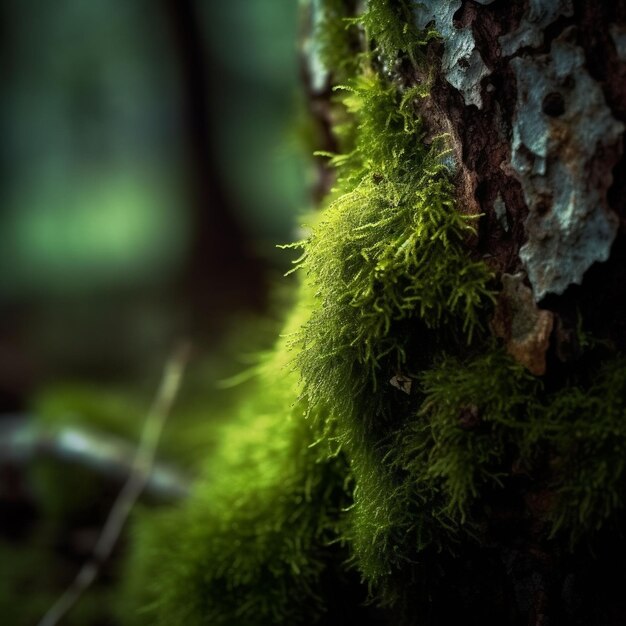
[413,0,491,108]
[499,0,573,57]
[510,28,623,300]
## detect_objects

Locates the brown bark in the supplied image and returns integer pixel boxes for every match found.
[304,2,626,624]
[411,3,626,624]
[422,0,626,354]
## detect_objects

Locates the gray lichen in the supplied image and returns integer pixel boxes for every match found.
[510,28,624,300]
[499,0,573,57]
[493,194,509,232]
[305,0,330,93]
[610,23,626,62]
[414,0,491,108]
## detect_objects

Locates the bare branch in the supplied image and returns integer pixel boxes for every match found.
[0,417,191,502]
[37,341,191,626]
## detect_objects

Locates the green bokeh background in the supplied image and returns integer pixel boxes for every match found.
[0,2,313,623]
[1,0,308,298]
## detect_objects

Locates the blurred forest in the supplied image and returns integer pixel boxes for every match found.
[0,1,311,623]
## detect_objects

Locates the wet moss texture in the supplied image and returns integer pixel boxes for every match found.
[121,2,626,624]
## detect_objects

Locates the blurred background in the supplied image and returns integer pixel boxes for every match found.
[0,1,316,622]
[0,0,312,402]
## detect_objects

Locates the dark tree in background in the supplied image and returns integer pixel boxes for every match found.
[0,3,305,625]
[0,0,306,401]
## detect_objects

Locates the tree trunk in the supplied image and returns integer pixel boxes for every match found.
[122,3,626,625]
[302,1,626,624]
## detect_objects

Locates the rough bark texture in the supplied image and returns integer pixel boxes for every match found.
[305,1,626,624]
[423,0,626,355]
[399,2,626,624]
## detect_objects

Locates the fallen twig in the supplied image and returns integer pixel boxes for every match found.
[0,417,190,502]
[37,341,191,626]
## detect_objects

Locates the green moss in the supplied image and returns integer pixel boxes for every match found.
[283,13,495,604]
[338,351,530,605]
[314,0,436,84]
[120,1,626,622]
[293,69,493,425]
[342,433,459,608]
[353,0,437,68]
[314,0,359,83]
[410,350,626,542]
[342,347,626,609]
[122,3,497,620]
[536,357,626,539]
[122,343,626,622]
[286,27,494,595]
[120,301,353,626]
[411,350,537,518]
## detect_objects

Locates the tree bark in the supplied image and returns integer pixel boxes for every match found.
[116,4,626,625]
[305,1,626,624]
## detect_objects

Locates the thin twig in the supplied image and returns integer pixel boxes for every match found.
[37,341,191,626]
[0,417,191,502]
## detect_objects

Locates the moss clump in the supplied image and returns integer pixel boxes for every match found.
[353,0,437,68]
[410,350,536,519]
[288,19,494,600]
[294,69,493,420]
[343,347,626,613]
[123,2,497,621]
[532,357,626,539]
[408,351,626,542]
[120,302,354,626]
[314,0,359,83]
[277,8,494,609]
[339,352,528,607]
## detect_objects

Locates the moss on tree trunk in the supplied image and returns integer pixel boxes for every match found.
[122,2,626,624]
